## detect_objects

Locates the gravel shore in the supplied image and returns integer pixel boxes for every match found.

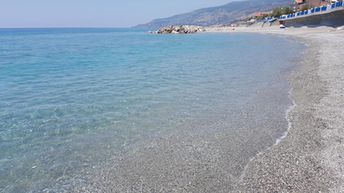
[230,27,344,192]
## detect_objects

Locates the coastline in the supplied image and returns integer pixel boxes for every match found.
[223,27,344,192]
[66,27,344,192]
[69,32,302,193]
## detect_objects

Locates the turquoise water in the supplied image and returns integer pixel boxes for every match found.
[0,29,301,192]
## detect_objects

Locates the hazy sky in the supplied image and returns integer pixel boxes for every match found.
[0,0,236,28]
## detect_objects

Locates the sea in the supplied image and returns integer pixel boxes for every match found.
[0,28,302,192]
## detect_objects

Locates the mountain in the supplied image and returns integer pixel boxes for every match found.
[135,0,290,30]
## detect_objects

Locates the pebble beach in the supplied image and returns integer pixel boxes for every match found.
[228,26,344,192]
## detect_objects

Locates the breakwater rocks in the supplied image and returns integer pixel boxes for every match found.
[153,25,206,34]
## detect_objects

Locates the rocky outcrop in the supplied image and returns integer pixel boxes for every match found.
[154,25,206,34]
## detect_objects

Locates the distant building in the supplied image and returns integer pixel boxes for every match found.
[254,11,273,18]
[294,0,334,11]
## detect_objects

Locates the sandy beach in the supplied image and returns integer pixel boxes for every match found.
[225,26,344,192]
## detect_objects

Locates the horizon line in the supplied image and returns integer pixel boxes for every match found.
[0,26,138,29]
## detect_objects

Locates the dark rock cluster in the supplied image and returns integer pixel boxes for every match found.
[154,25,205,34]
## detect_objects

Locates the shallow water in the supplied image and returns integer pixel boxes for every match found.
[0,29,302,192]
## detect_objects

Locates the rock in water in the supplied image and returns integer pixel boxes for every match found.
[155,25,205,34]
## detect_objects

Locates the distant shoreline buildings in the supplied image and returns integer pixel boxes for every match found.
[294,0,341,11]
[279,0,344,27]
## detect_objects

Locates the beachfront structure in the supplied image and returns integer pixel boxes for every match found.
[280,0,344,27]
[294,0,333,11]
[281,0,344,20]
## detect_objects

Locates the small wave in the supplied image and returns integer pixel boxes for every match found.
[238,88,296,183]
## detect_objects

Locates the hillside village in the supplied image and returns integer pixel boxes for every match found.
[154,0,344,34]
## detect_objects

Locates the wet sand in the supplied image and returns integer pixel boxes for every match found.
[71,28,344,192]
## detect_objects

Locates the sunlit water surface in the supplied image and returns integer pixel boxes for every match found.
[0,29,302,192]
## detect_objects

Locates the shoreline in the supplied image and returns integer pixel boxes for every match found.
[239,88,297,184]
[67,27,344,192]
[225,26,344,192]
[69,32,301,193]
